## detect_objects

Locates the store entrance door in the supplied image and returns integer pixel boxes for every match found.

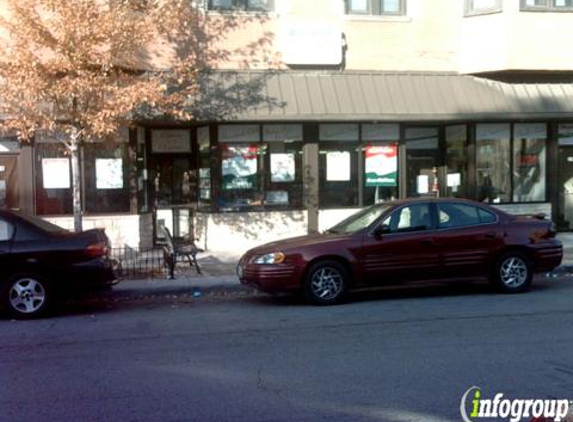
[404,127,440,198]
[150,155,197,241]
[0,155,19,210]
[557,145,573,231]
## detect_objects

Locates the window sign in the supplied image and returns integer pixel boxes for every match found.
[266,191,289,205]
[326,151,351,181]
[558,124,573,145]
[151,130,191,153]
[96,158,124,189]
[513,124,547,202]
[447,173,461,188]
[365,145,397,187]
[271,153,296,182]
[42,158,70,189]
[320,124,359,141]
[219,125,260,143]
[263,124,303,142]
[222,145,258,190]
[279,19,343,66]
[417,175,429,194]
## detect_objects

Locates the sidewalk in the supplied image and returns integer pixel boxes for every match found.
[110,234,573,300]
[110,254,246,301]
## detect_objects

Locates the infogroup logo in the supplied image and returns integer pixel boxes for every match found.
[460,386,571,422]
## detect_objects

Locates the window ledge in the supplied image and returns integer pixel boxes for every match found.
[520,8,573,12]
[464,8,503,17]
[344,14,411,23]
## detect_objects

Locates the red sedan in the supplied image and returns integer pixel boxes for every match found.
[237,198,563,305]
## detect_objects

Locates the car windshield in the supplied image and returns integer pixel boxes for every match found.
[326,204,391,235]
[13,211,69,233]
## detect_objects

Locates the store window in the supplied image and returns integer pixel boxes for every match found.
[218,124,303,212]
[84,143,130,213]
[362,124,399,205]
[35,142,72,215]
[521,0,573,11]
[346,0,406,15]
[512,124,547,202]
[264,125,304,210]
[476,124,511,203]
[446,125,468,198]
[207,0,273,11]
[319,124,359,208]
[36,131,133,216]
[465,0,502,15]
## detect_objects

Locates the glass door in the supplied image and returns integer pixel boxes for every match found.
[150,155,196,240]
[405,127,440,198]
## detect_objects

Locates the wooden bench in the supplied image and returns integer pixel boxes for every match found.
[158,225,203,278]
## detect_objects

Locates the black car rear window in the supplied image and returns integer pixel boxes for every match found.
[13,212,68,234]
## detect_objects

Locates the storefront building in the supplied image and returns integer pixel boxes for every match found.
[2,1,573,258]
[2,71,572,258]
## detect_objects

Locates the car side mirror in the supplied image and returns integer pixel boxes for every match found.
[373,224,391,238]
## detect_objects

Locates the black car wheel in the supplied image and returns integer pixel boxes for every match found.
[304,260,349,305]
[492,252,532,293]
[2,273,52,318]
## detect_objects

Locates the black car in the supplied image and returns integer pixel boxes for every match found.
[0,210,118,318]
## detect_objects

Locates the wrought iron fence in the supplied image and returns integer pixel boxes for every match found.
[110,247,166,279]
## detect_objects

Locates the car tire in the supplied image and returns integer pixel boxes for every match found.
[1,273,52,319]
[304,260,349,305]
[492,251,532,293]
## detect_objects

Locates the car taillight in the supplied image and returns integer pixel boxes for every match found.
[86,242,109,257]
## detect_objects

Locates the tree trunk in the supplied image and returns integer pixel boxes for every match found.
[70,127,83,233]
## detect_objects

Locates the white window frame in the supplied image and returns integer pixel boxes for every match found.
[520,0,573,11]
[346,0,406,16]
[464,0,503,16]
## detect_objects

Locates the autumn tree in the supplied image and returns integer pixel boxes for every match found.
[0,0,274,231]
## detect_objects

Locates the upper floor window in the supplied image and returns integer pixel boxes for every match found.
[465,0,502,16]
[346,0,406,16]
[521,0,573,11]
[208,0,273,12]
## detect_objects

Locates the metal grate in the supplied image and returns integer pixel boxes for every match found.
[110,247,166,279]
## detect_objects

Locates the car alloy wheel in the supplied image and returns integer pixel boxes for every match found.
[499,256,528,288]
[311,267,344,300]
[304,260,348,305]
[494,252,532,293]
[3,273,50,318]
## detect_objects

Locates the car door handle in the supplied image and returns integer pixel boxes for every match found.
[420,239,434,245]
[484,232,497,238]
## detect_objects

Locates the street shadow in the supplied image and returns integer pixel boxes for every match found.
[244,275,565,307]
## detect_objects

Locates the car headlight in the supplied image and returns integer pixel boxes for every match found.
[253,252,285,265]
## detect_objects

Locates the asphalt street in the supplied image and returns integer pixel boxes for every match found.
[1,276,573,422]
